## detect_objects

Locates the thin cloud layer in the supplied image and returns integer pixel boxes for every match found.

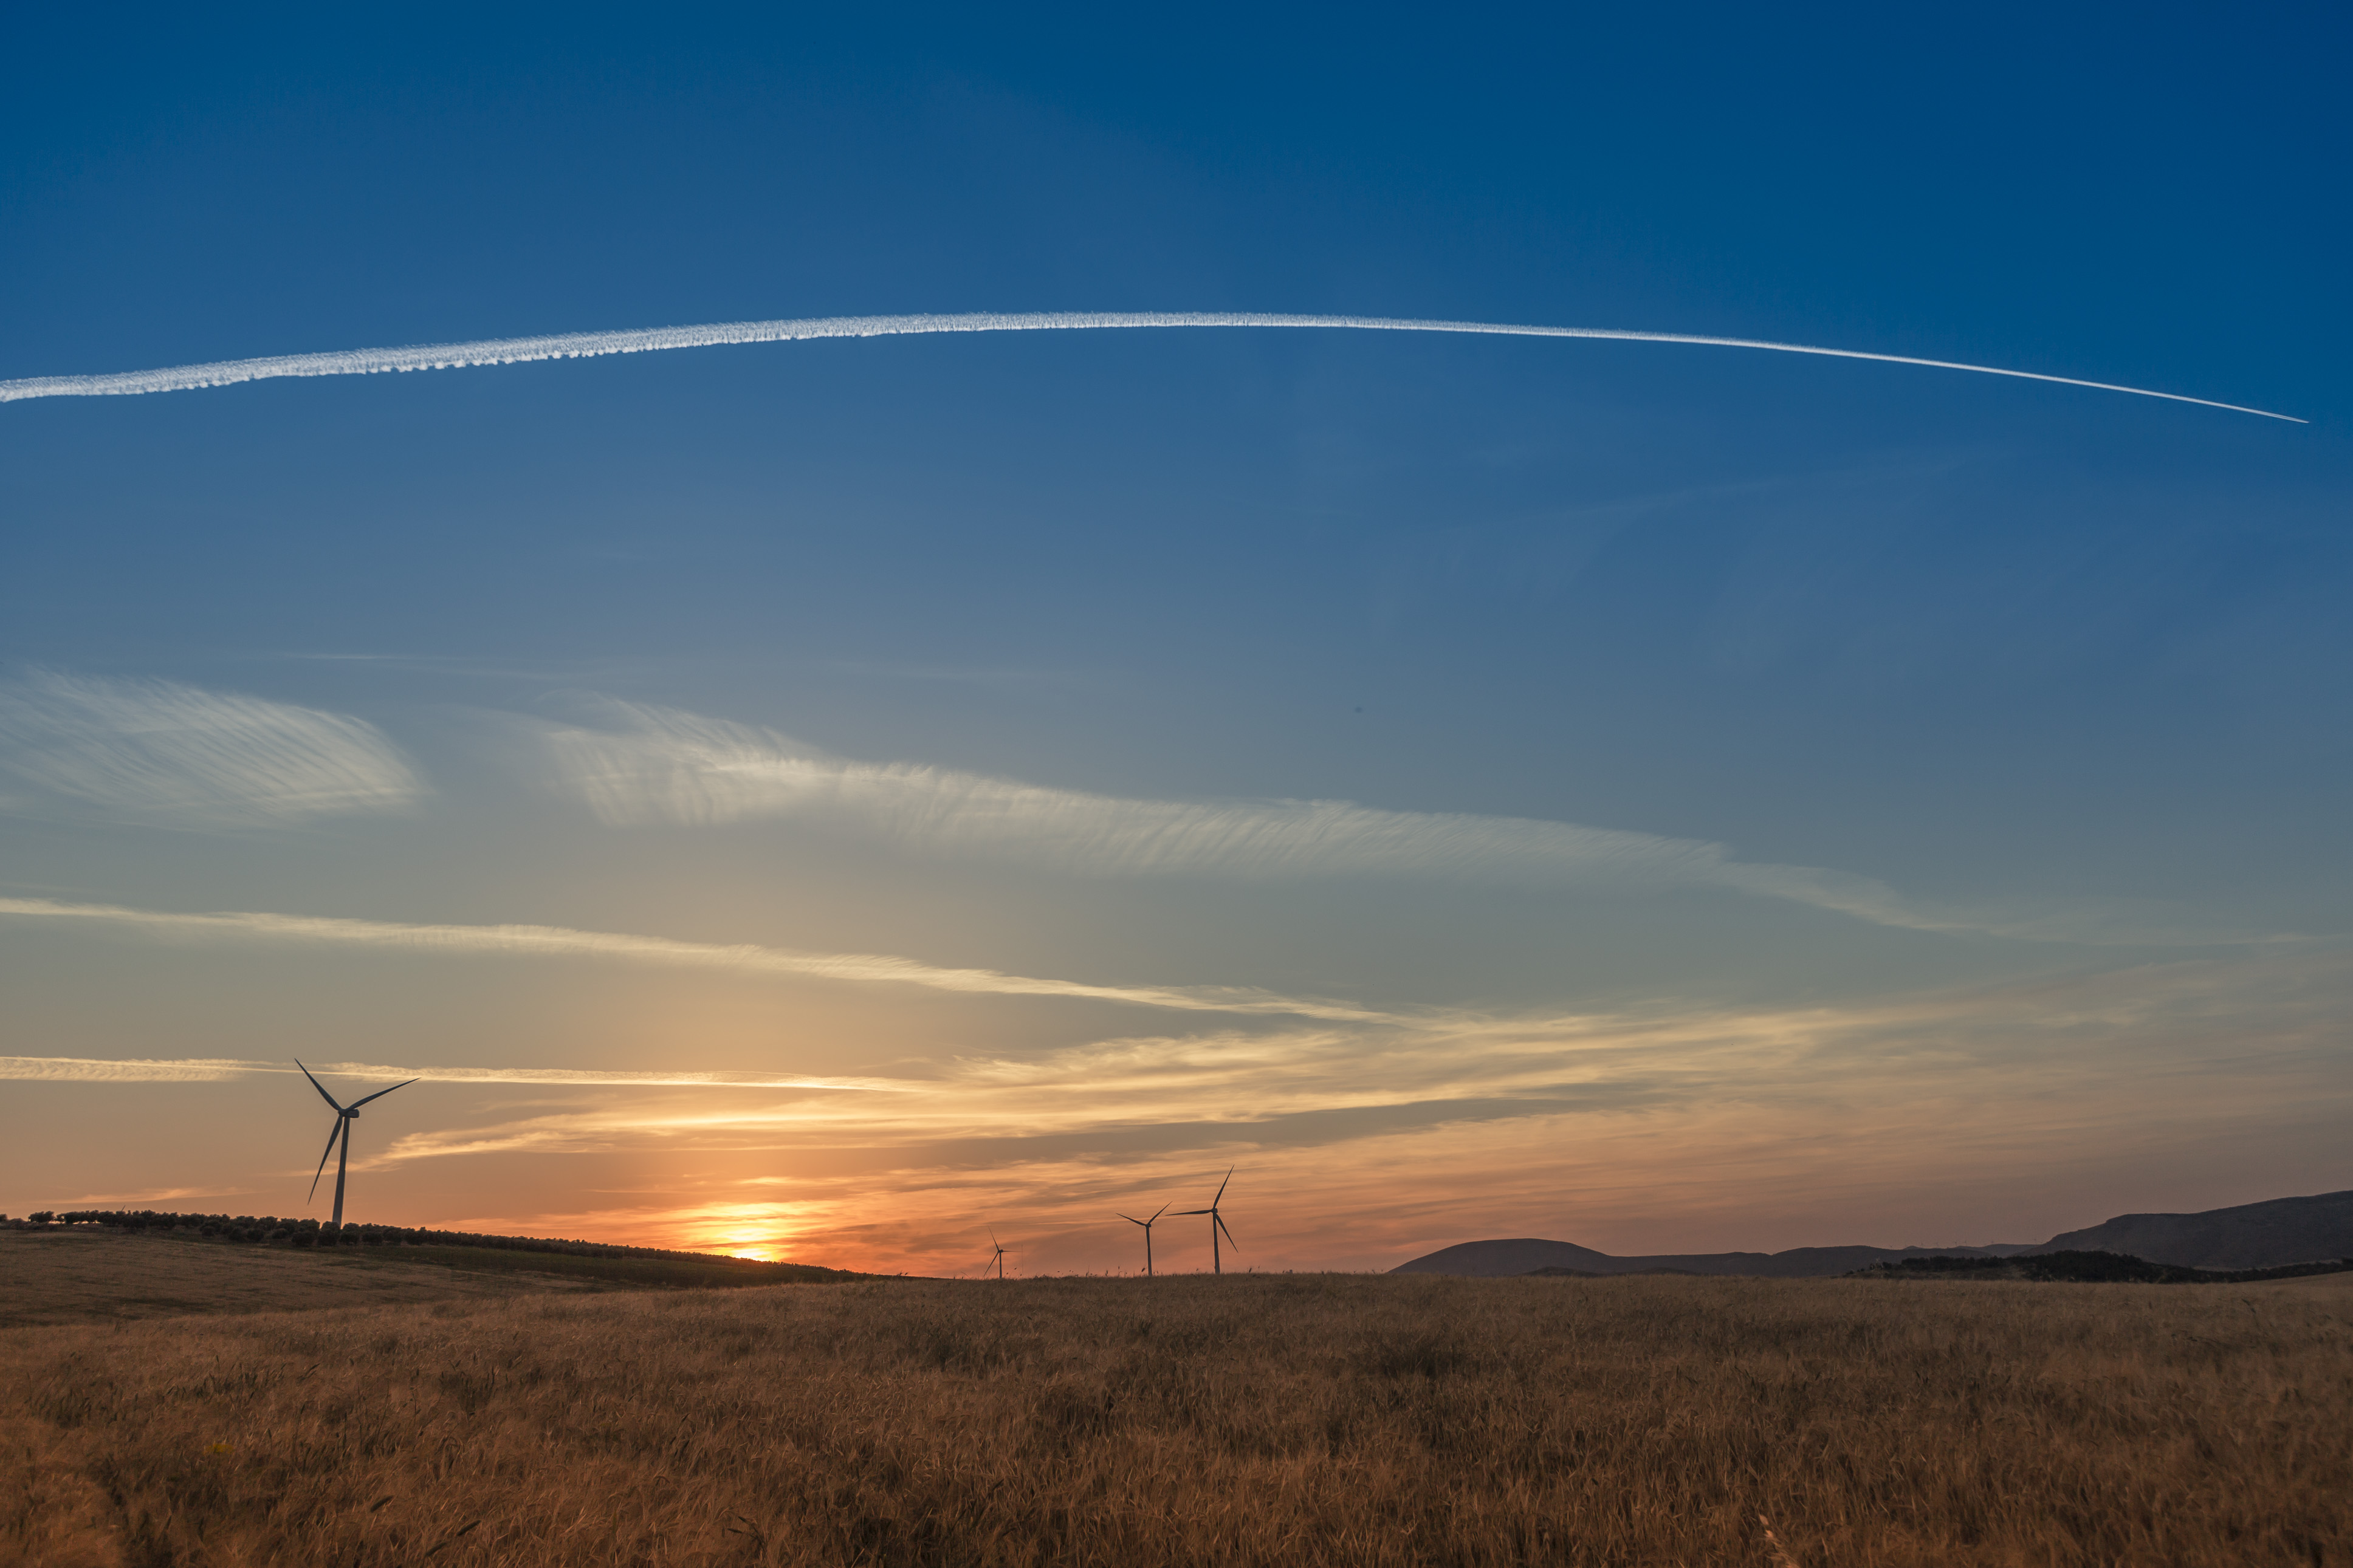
[0,896,1395,1022]
[0,1056,904,1091]
[541,702,2159,940]
[366,944,2353,1273]
[29,946,2340,1162]
[21,946,2344,1274]
[546,700,1872,889]
[365,946,2353,1166]
[0,671,421,826]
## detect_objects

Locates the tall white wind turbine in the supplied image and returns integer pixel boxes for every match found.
[296,1060,417,1228]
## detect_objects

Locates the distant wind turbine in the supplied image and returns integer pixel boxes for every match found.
[1118,1202,1169,1276]
[985,1230,1012,1279]
[1176,1168,1239,1276]
[296,1060,417,1229]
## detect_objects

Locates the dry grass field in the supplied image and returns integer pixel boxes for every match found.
[3,1265,2348,1567]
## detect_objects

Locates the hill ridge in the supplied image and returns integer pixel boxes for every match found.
[1392,1188,2353,1278]
[4,1208,860,1280]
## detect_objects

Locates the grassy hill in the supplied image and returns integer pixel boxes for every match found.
[1392,1187,2353,1278]
[3,1209,859,1295]
[2030,1189,2353,1270]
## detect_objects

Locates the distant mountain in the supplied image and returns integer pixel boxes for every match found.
[1390,1188,2353,1279]
[2025,1190,2353,1271]
[1390,1238,2028,1279]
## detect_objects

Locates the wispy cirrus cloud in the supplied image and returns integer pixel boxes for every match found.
[0,671,422,826]
[544,700,1888,894]
[32,945,2338,1163]
[366,945,2353,1165]
[348,943,2353,1275]
[0,896,1393,1022]
[539,701,2261,945]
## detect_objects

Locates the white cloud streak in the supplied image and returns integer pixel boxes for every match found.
[49,1187,254,1206]
[0,671,421,826]
[0,1056,901,1091]
[0,896,1396,1022]
[0,311,2301,421]
[544,702,2228,943]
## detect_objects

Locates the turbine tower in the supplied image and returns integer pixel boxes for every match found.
[1118,1202,1169,1276]
[1176,1168,1238,1275]
[297,1060,417,1229]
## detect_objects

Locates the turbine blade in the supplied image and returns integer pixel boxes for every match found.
[346,1077,420,1109]
[308,1117,343,1200]
[295,1059,346,1113]
[1216,1212,1238,1251]
[1118,1214,1144,1225]
[1214,1166,1233,1204]
[1149,1202,1169,1222]
[1173,1208,1210,1216]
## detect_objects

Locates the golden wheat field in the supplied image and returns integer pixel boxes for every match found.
[2,1260,2348,1568]
[0,1230,596,1329]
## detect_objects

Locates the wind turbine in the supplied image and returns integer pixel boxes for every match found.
[1117,1202,1169,1276]
[297,1060,417,1229]
[1176,1168,1238,1275]
[983,1230,1012,1279]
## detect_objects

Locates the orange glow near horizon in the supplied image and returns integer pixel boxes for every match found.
[8,943,2352,1274]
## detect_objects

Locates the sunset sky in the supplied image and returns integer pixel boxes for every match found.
[4,7,2348,1275]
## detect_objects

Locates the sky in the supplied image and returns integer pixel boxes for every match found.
[2,4,2349,1273]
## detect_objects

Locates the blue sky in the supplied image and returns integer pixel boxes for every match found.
[2,5,2348,1271]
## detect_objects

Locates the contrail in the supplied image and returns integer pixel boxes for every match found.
[0,311,2303,421]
